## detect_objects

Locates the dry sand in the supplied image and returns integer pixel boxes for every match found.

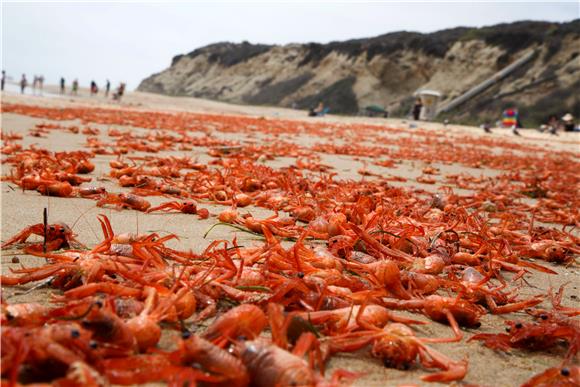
[1,88,579,386]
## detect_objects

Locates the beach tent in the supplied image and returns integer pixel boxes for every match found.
[364,105,388,117]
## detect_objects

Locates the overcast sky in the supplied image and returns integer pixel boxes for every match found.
[2,2,578,90]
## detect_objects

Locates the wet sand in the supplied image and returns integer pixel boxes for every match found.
[1,89,579,386]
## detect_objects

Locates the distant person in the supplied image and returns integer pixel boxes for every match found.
[547,114,558,128]
[480,123,492,134]
[32,75,38,94]
[90,80,98,96]
[309,101,329,117]
[508,107,524,135]
[38,75,44,94]
[112,82,126,101]
[105,79,110,97]
[1,70,5,91]
[20,74,27,94]
[72,79,79,95]
[412,97,423,120]
[314,101,324,114]
[516,115,523,129]
[60,77,66,94]
[562,113,575,132]
[539,114,559,135]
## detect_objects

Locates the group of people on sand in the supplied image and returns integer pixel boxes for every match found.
[479,107,577,136]
[540,113,577,134]
[87,79,114,97]
[61,77,80,96]
[32,75,45,94]
[61,78,121,99]
[0,71,126,101]
[304,99,579,135]
[12,74,45,95]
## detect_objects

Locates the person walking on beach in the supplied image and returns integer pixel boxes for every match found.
[1,71,5,92]
[72,79,79,95]
[37,75,44,95]
[60,77,66,94]
[105,79,110,97]
[412,97,423,121]
[32,75,38,94]
[20,74,28,94]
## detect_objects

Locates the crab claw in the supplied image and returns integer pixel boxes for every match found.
[421,359,468,383]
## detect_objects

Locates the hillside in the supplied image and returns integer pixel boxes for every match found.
[138,20,580,126]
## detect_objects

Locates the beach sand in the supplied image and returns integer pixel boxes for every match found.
[1,88,579,386]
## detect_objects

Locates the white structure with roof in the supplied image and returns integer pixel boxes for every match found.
[414,89,442,121]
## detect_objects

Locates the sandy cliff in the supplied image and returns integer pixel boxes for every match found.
[139,20,580,125]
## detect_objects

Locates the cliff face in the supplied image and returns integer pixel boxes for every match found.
[139,20,580,125]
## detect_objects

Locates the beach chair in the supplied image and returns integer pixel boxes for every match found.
[502,108,519,128]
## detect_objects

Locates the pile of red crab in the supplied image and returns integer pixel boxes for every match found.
[1,102,579,386]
